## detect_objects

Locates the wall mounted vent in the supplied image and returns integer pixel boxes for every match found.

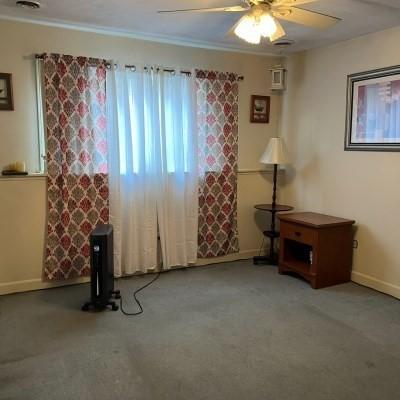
[16,1,41,9]
[273,39,295,48]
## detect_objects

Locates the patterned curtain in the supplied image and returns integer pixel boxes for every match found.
[43,54,109,280]
[196,70,239,258]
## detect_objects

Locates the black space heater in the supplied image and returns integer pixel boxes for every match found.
[82,224,120,311]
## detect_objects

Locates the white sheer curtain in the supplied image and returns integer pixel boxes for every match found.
[107,66,198,276]
[157,72,198,268]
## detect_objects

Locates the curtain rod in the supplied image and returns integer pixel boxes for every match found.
[35,53,113,67]
[35,54,244,81]
[35,53,111,61]
[128,65,244,81]
[126,65,193,76]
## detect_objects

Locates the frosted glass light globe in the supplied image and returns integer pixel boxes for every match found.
[234,12,277,44]
[259,13,277,37]
[234,16,261,44]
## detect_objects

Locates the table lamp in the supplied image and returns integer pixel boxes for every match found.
[253,137,291,266]
[259,137,290,208]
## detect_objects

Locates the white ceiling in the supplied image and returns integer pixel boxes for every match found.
[0,0,400,54]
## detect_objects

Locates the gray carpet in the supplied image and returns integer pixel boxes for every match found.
[1,260,400,400]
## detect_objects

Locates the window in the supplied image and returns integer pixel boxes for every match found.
[110,68,196,175]
[35,58,46,173]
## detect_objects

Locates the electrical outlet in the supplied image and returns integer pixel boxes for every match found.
[353,240,358,249]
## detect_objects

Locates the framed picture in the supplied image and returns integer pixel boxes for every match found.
[250,95,270,123]
[345,65,400,151]
[0,73,14,111]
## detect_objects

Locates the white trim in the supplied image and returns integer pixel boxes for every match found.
[351,271,400,299]
[0,251,260,295]
[3,259,399,299]
[0,174,46,181]
[0,14,280,57]
[0,170,277,181]
[0,277,90,296]
[196,249,260,266]
[238,168,285,175]
[238,168,270,175]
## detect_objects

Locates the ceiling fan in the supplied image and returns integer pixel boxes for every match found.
[158,0,341,45]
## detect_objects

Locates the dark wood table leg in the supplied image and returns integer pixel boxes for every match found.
[252,202,294,266]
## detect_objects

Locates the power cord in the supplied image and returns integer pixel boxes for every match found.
[118,272,161,316]
[258,236,265,256]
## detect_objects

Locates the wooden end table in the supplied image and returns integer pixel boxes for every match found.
[253,203,294,266]
[278,212,355,288]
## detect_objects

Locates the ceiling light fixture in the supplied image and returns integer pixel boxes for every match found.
[234,11,277,45]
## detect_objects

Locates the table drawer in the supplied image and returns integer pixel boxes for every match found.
[280,222,316,245]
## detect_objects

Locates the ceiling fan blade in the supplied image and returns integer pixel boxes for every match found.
[158,5,249,14]
[270,19,286,42]
[274,7,341,29]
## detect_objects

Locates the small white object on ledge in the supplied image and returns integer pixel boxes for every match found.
[15,161,26,172]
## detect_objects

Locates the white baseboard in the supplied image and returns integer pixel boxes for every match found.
[196,249,260,266]
[351,271,400,299]
[3,258,398,301]
[0,250,260,296]
[0,277,90,296]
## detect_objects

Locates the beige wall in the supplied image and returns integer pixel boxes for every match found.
[281,27,400,299]
[0,20,281,294]
[0,19,281,173]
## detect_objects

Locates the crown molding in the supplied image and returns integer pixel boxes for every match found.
[0,13,281,57]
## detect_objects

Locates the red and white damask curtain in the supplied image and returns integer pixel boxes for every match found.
[196,70,239,258]
[43,54,109,280]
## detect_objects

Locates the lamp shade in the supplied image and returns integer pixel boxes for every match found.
[259,137,290,165]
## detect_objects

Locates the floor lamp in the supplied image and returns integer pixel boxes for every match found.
[253,137,292,265]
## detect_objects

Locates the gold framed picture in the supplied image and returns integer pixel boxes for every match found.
[250,95,270,123]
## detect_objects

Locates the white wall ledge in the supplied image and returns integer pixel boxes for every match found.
[0,171,282,179]
[0,174,46,181]
[238,168,286,175]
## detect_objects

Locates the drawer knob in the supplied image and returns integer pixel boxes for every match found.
[295,231,301,237]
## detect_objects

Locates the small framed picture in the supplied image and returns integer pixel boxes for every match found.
[0,73,14,111]
[250,95,270,123]
[345,65,400,151]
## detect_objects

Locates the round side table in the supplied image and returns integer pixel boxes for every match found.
[253,203,294,265]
